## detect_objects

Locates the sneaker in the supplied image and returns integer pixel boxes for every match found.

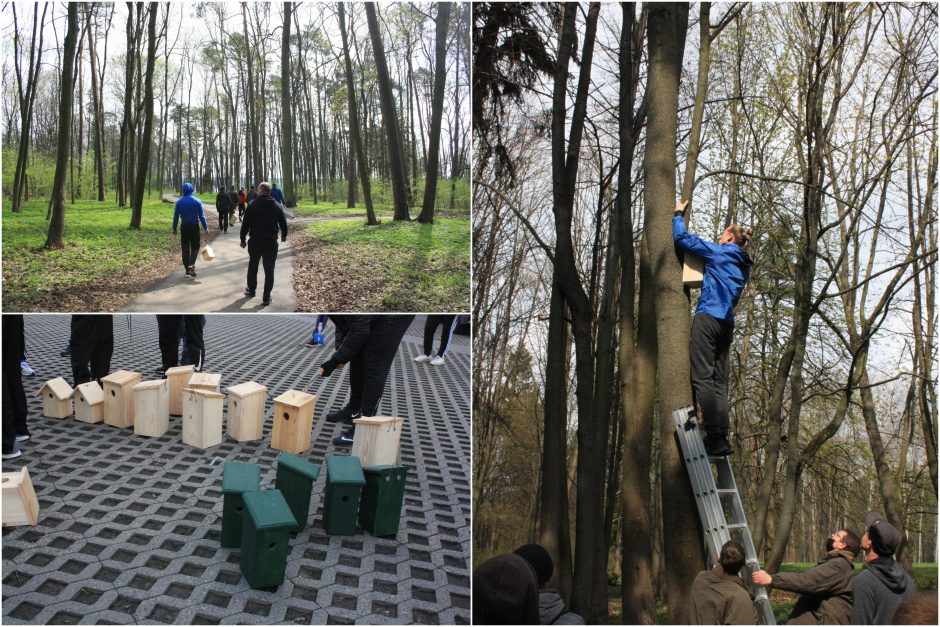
[414,355,431,363]
[332,426,355,447]
[189,266,197,278]
[60,345,71,356]
[704,434,734,457]
[326,407,360,423]
[244,288,256,297]
[20,361,35,377]
[154,367,167,377]
[430,356,445,366]
[261,298,272,307]
[2,441,22,460]
[15,429,30,442]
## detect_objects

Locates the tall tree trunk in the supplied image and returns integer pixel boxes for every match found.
[365,2,411,220]
[280,2,296,207]
[11,3,48,213]
[117,2,136,207]
[87,4,106,200]
[44,3,79,249]
[130,3,157,228]
[417,2,452,223]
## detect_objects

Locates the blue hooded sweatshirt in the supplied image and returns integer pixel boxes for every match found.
[173,182,208,231]
[270,185,284,205]
[673,216,752,323]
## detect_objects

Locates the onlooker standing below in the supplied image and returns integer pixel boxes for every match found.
[69,315,114,386]
[215,186,235,233]
[850,511,915,625]
[156,315,206,374]
[415,315,458,366]
[173,182,209,278]
[688,540,757,625]
[2,315,31,458]
[473,553,541,625]
[240,181,288,307]
[752,529,859,624]
[270,182,285,205]
[513,543,584,625]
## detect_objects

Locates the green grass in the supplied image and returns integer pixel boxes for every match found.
[292,199,395,218]
[293,177,470,217]
[2,198,180,310]
[299,216,470,310]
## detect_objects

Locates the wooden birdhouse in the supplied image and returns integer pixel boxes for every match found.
[351,416,406,467]
[36,378,73,419]
[2,467,39,527]
[182,387,224,449]
[271,390,317,454]
[72,381,104,424]
[133,379,170,438]
[683,252,705,288]
[101,370,142,428]
[225,381,268,442]
[187,372,222,394]
[165,365,195,416]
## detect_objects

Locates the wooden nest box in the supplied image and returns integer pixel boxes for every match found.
[2,467,39,527]
[72,381,104,424]
[271,390,317,454]
[225,381,268,442]
[37,378,74,419]
[351,416,406,467]
[187,372,222,394]
[101,370,142,428]
[133,379,170,438]
[165,365,195,416]
[182,387,224,449]
[683,252,705,289]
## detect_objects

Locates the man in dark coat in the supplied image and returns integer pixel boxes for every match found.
[850,511,915,625]
[215,186,234,233]
[688,540,757,625]
[473,553,541,625]
[2,315,31,458]
[239,181,288,306]
[753,529,860,624]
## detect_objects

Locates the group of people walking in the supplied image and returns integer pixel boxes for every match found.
[172,181,288,306]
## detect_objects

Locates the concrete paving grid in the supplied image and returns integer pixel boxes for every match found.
[1,314,470,625]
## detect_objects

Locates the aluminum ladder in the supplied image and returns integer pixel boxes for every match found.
[673,405,776,625]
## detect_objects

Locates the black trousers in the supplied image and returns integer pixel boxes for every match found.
[218,208,229,232]
[341,316,415,416]
[70,315,114,385]
[180,223,201,268]
[689,313,734,436]
[157,315,205,372]
[238,203,246,219]
[423,315,458,357]
[246,238,279,298]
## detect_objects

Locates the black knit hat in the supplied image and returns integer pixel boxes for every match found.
[472,554,540,625]
[514,543,554,586]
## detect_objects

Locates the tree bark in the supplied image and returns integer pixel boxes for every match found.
[130,3,157,228]
[417,2,452,223]
[86,4,106,200]
[280,2,296,207]
[11,3,48,213]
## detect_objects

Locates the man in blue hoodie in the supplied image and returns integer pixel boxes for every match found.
[673,200,753,456]
[173,182,209,278]
[270,182,285,205]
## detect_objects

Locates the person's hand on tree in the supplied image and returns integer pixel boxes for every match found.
[675,199,689,216]
[752,570,772,586]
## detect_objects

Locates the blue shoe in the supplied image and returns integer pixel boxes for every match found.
[332,426,355,447]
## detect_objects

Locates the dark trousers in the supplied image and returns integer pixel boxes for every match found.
[2,370,29,451]
[181,223,201,268]
[157,315,205,372]
[689,313,734,436]
[238,203,246,219]
[342,316,415,416]
[423,315,458,357]
[70,315,114,385]
[218,209,229,232]
[246,238,279,298]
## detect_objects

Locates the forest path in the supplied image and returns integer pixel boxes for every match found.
[122,195,296,312]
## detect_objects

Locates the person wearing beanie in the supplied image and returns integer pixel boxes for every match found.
[850,511,915,625]
[513,544,584,625]
[473,553,540,625]
[752,529,860,624]
[688,540,757,625]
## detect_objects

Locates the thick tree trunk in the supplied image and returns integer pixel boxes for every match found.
[11,4,47,213]
[87,5,106,200]
[130,3,157,228]
[280,2,296,207]
[417,3,452,223]
[44,3,79,249]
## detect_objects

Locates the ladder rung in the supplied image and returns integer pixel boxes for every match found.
[727,523,747,530]
[716,488,737,495]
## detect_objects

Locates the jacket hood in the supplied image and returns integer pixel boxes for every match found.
[826,549,857,566]
[866,557,912,593]
[181,182,194,195]
[539,589,567,624]
[722,243,753,268]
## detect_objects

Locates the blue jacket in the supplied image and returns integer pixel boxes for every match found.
[673,216,751,323]
[270,186,284,205]
[173,182,208,231]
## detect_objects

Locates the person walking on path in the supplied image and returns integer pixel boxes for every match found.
[237,187,247,220]
[173,182,209,278]
[240,181,288,306]
[270,182,285,205]
[2,315,32,459]
[673,199,753,456]
[215,186,235,233]
[69,315,114,386]
[415,315,458,366]
[227,188,240,224]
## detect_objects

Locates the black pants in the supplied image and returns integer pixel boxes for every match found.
[423,315,458,357]
[218,208,229,232]
[157,315,205,372]
[181,223,201,268]
[246,238,279,298]
[341,316,415,416]
[70,315,114,385]
[238,203,246,219]
[690,313,734,436]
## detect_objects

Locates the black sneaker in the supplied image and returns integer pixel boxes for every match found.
[244,288,256,297]
[60,345,71,356]
[261,297,272,306]
[189,266,197,278]
[326,407,360,423]
[332,426,355,447]
[704,434,734,457]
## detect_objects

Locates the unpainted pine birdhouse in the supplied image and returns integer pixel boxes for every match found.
[351,416,406,467]
[36,377,74,419]
[2,466,39,527]
[101,370,142,428]
[134,379,170,438]
[683,252,705,289]
[225,381,267,442]
[182,387,224,449]
[187,372,222,394]
[165,365,195,416]
[72,381,104,424]
[271,390,317,454]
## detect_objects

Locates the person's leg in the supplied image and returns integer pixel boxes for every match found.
[437,315,458,357]
[423,316,441,356]
[246,239,261,294]
[182,315,205,371]
[2,375,20,455]
[182,223,200,269]
[360,316,415,416]
[345,348,365,415]
[157,315,182,371]
[180,229,189,269]
[261,240,278,300]
[218,208,226,232]
[3,360,30,440]
[70,315,96,385]
[89,315,114,382]
[713,319,734,437]
[689,313,722,435]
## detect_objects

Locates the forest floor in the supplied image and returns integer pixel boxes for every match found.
[291,216,471,312]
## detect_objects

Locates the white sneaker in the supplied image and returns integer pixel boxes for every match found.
[430,356,445,366]
[2,442,22,459]
[414,355,431,363]
[20,362,35,377]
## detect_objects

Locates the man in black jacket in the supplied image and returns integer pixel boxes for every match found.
[850,511,915,625]
[240,181,288,306]
[2,315,31,458]
[215,186,234,233]
[318,315,415,446]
